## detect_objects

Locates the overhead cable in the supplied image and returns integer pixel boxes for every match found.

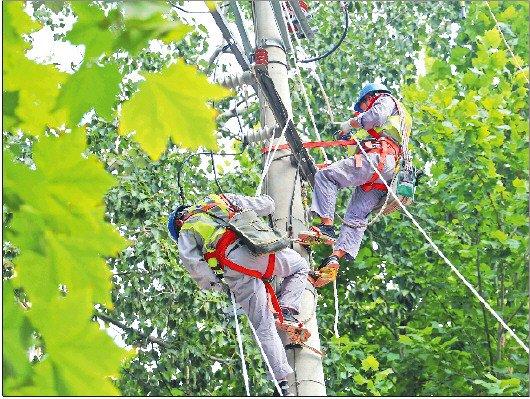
[352,132,530,354]
[299,2,349,63]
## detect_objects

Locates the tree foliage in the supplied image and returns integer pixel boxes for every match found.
[3,0,229,395]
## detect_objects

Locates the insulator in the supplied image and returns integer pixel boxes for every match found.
[218,103,250,119]
[243,125,279,146]
[217,70,254,90]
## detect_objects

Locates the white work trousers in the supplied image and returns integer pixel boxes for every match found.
[310,151,396,259]
[223,243,309,381]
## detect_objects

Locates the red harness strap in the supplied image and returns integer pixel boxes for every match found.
[204,230,284,323]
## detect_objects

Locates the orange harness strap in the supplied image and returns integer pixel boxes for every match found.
[261,139,358,154]
[359,137,401,192]
[204,230,283,323]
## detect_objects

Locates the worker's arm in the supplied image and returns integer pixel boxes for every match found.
[352,95,396,130]
[177,231,225,292]
[223,193,275,216]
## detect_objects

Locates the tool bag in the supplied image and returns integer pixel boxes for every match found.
[372,164,416,215]
[204,209,290,255]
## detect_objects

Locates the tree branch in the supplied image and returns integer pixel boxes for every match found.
[95,312,171,349]
[475,237,494,369]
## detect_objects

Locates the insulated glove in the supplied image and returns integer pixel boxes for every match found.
[337,119,353,134]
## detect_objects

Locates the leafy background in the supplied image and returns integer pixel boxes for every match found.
[3,0,528,396]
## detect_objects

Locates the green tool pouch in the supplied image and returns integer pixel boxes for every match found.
[396,167,416,200]
[227,210,290,255]
[202,209,289,255]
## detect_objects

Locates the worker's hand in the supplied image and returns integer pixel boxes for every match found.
[337,130,351,141]
[337,119,353,133]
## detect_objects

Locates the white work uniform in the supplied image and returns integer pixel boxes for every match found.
[177,194,309,381]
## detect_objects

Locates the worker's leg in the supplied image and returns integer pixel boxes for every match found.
[273,248,310,313]
[333,188,385,259]
[223,268,293,381]
[310,154,378,222]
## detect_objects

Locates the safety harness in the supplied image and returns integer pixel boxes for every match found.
[203,229,284,323]
[355,93,403,193]
[357,137,401,192]
[180,197,285,324]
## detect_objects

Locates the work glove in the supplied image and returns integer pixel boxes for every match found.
[337,119,353,134]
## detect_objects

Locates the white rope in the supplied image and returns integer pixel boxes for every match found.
[246,315,283,396]
[256,119,291,195]
[311,69,338,123]
[230,291,251,396]
[279,2,328,162]
[332,279,340,338]
[352,133,530,354]
[485,2,529,84]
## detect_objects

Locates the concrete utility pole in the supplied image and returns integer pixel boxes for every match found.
[253,1,326,396]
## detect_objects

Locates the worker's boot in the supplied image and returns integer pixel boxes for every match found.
[308,255,340,288]
[275,308,311,344]
[274,380,293,396]
[298,224,337,246]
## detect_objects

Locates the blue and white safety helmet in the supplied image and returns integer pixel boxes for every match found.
[167,204,190,241]
[353,82,391,112]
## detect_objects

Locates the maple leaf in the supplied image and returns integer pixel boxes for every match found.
[119,59,232,159]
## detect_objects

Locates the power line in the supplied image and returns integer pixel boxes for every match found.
[299,2,349,63]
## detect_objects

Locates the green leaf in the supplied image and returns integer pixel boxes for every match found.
[3,1,68,135]
[29,292,132,395]
[118,3,191,53]
[67,2,191,59]
[361,355,380,371]
[66,3,116,59]
[490,230,508,243]
[512,177,526,189]
[375,368,394,381]
[55,63,122,126]
[3,90,21,130]
[353,373,367,385]
[2,1,40,50]
[499,377,520,389]
[119,60,231,159]
[482,28,502,49]
[2,280,34,386]
[4,129,129,394]
[398,335,413,345]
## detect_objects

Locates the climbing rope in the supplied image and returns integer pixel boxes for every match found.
[352,132,530,354]
[485,2,529,84]
[246,315,284,396]
[230,291,251,396]
[332,279,340,338]
[279,2,328,162]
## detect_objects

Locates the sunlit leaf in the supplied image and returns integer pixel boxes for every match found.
[119,60,231,159]
[55,63,122,125]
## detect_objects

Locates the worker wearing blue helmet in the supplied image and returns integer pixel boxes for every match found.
[168,193,311,396]
[299,82,412,288]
